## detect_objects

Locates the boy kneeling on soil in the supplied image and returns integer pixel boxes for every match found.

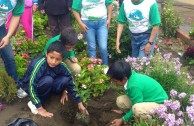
[107,60,168,126]
[19,41,89,117]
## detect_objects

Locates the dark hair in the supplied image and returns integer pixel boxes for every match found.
[47,41,65,58]
[107,60,132,81]
[60,27,78,46]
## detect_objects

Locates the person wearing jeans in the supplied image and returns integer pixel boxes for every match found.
[0,0,24,84]
[72,0,113,65]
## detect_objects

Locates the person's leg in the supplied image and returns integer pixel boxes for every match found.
[131,34,141,58]
[48,15,60,36]
[64,59,81,75]
[36,76,54,100]
[52,76,70,94]
[132,102,163,119]
[96,18,108,65]
[116,95,132,113]
[21,7,33,38]
[58,13,71,33]
[0,26,19,83]
[82,20,97,59]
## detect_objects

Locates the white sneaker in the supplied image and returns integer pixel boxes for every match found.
[27,101,38,115]
[103,66,109,74]
[17,88,28,98]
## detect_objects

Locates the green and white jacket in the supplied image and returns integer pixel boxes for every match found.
[72,0,112,21]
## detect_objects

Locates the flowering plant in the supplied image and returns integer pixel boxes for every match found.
[74,57,110,104]
[151,89,194,126]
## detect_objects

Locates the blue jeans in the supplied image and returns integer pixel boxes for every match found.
[83,18,108,65]
[0,25,19,83]
[130,29,157,58]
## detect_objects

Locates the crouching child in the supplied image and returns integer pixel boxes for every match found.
[19,41,89,117]
[107,60,168,126]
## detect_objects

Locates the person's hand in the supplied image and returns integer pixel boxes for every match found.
[78,102,89,115]
[33,4,38,12]
[60,90,68,105]
[80,23,88,33]
[70,57,78,63]
[38,107,53,118]
[116,41,121,53]
[143,43,152,56]
[0,35,10,49]
[40,9,45,14]
[110,118,123,126]
[106,19,111,29]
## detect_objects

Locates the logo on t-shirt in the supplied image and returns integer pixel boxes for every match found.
[0,0,13,12]
[128,9,144,21]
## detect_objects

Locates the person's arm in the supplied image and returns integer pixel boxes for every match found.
[122,87,143,121]
[0,1,24,49]
[60,63,89,115]
[106,0,113,28]
[72,0,88,33]
[67,0,72,10]
[116,3,126,53]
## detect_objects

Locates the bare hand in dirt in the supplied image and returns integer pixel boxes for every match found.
[70,57,78,63]
[38,107,53,118]
[78,102,89,115]
[110,118,123,126]
[80,23,88,34]
[60,90,68,105]
[143,43,151,56]
[116,41,121,53]
[0,35,9,49]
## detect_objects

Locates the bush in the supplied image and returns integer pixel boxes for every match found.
[189,24,194,40]
[74,57,110,104]
[0,71,17,103]
[160,0,182,38]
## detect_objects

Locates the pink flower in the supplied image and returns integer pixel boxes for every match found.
[97,58,102,64]
[99,79,104,84]
[87,64,94,70]
[90,58,97,63]
[22,53,29,59]
[16,41,22,45]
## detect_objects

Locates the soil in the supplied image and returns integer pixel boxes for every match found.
[0,88,122,126]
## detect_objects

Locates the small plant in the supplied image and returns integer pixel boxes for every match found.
[0,71,17,103]
[74,57,110,104]
[75,112,90,124]
[161,0,182,38]
[189,24,194,40]
[14,54,28,77]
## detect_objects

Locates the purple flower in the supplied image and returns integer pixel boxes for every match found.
[177,111,183,116]
[175,118,184,125]
[170,100,181,111]
[170,89,178,97]
[190,95,194,102]
[178,92,187,99]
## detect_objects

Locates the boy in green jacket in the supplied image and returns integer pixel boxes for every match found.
[43,27,81,75]
[107,60,168,126]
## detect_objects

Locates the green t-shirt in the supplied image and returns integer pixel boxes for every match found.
[122,71,168,121]
[43,35,75,59]
[117,0,160,33]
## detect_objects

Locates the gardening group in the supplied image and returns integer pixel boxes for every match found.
[0,0,168,126]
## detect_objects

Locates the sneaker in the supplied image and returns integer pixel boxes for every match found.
[17,88,28,98]
[27,101,38,115]
[103,66,109,74]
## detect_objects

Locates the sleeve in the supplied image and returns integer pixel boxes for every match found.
[67,0,72,8]
[12,0,24,16]
[60,63,81,103]
[29,59,46,108]
[38,0,45,10]
[149,2,161,26]
[106,0,113,5]
[117,3,127,24]
[65,50,75,59]
[72,0,82,12]
[122,87,143,121]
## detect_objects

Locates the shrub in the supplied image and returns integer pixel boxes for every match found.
[14,54,28,77]
[0,71,17,103]
[74,57,110,104]
[160,0,182,38]
[189,24,194,40]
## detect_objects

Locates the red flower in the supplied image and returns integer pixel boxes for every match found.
[90,58,97,63]
[87,64,94,70]
[22,53,29,59]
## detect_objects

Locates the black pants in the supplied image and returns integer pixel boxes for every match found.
[48,13,71,37]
